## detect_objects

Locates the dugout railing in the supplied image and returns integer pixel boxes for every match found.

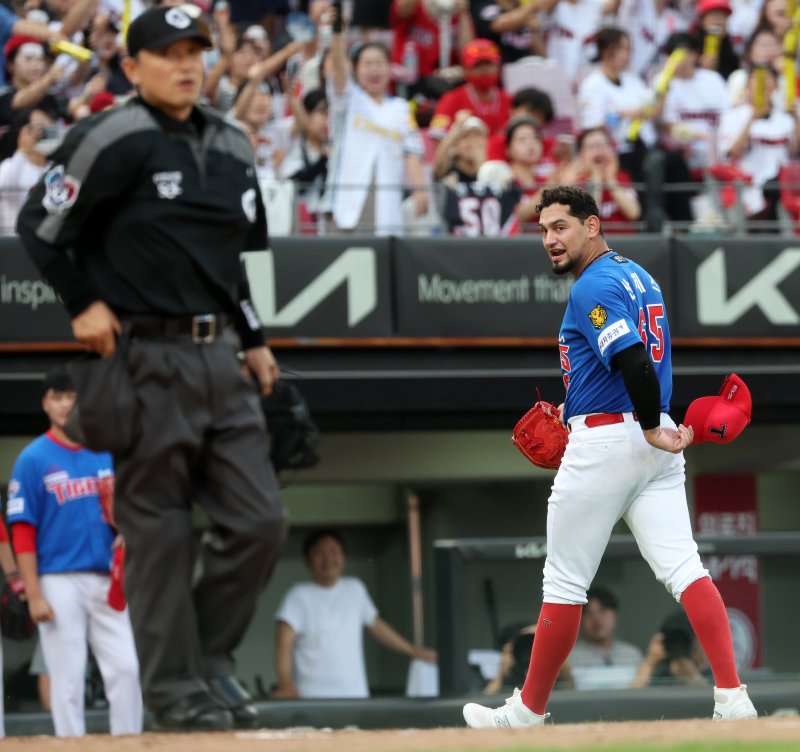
[434,532,800,695]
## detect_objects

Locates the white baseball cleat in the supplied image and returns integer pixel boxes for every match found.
[463,688,548,729]
[713,684,757,720]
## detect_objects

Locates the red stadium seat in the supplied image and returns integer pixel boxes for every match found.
[708,163,752,210]
[778,161,800,221]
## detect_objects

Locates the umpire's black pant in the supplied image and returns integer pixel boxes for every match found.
[113,329,287,711]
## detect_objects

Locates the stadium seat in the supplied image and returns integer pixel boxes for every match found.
[700,163,751,233]
[707,163,752,210]
[260,179,295,237]
[778,161,800,232]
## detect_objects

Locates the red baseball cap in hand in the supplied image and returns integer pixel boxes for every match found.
[683,373,751,444]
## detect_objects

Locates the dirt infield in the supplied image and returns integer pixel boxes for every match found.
[2,717,800,752]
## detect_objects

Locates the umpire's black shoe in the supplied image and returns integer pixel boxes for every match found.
[208,676,260,729]
[151,691,233,732]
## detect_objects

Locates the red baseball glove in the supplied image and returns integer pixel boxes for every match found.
[512,400,569,470]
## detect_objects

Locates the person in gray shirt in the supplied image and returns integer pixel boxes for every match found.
[569,586,643,670]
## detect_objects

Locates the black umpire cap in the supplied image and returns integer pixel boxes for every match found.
[126,6,213,57]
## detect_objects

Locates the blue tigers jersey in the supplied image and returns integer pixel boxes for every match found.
[559,252,673,423]
[6,432,116,575]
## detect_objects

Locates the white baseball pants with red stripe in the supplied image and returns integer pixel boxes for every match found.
[543,412,708,605]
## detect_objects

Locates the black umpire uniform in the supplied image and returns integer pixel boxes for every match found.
[16,7,287,731]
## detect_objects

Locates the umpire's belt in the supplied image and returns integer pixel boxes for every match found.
[125,313,230,344]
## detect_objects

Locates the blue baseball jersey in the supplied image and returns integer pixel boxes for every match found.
[559,252,673,422]
[6,432,116,575]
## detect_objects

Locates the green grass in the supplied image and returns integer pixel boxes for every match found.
[422,743,798,752]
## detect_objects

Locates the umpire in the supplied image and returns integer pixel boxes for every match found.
[16,6,287,732]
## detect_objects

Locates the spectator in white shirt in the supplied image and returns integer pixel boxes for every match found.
[324,14,427,235]
[727,0,762,55]
[272,529,437,699]
[279,87,330,220]
[0,107,53,233]
[659,31,730,175]
[541,0,609,86]
[728,27,784,107]
[718,63,798,221]
[577,26,656,181]
[616,0,687,81]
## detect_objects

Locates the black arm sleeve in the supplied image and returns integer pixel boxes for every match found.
[235,260,266,350]
[16,112,142,317]
[611,343,661,430]
[239,160,269,349]
[16,227,100,317]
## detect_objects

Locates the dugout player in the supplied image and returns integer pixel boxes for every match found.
[463,186,757,728]
[7,367,142,737]
[16,6,287,732]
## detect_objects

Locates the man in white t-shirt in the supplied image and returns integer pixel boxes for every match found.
[272,529,436,699]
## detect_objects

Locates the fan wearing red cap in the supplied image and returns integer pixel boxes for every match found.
[429,38,511,139]
[692,0,739,79]
[684,373,752,444]
[0,36,62,139]
[0,4,59,88]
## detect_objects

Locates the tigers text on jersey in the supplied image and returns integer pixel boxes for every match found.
[559,252,672,422]
[6,432,115,575]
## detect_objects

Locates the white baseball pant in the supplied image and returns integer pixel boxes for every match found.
[543,412,708,605]
[38,572,142,737]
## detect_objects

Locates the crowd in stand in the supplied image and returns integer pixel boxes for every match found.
[1,0,800,236]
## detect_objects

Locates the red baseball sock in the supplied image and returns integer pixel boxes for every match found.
[681,577,740,689]
[520,603,582,715]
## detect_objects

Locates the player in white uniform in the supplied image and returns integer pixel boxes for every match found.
[6,368,142,737]
[462,186,757,728]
